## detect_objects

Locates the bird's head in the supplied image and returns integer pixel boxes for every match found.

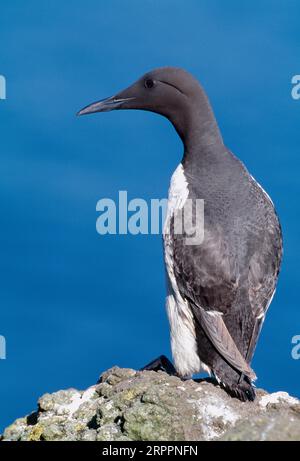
[77,66,221,147]
[80,68,203,135]
[78,67,199,114]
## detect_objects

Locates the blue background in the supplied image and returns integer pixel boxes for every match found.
[0,1,299,432]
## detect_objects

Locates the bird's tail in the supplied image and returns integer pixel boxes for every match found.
[193,306,257,402]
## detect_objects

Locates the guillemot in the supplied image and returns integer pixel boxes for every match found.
[78,67,283,401]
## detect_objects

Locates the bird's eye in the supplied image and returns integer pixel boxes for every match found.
[144,78,155,89]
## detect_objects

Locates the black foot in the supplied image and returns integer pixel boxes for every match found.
[141,355,177,376]
[222,379,256,402]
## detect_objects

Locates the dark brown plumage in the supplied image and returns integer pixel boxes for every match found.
[78,67,283,401]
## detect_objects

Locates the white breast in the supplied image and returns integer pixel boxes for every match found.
[163,164,209,377]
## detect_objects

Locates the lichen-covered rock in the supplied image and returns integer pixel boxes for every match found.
[2,367,300,441]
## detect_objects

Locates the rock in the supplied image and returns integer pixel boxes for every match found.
[2,367,300,441]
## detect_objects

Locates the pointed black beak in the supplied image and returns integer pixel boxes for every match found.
[77,95,135,116]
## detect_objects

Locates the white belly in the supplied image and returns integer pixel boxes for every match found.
[163,163,209,377]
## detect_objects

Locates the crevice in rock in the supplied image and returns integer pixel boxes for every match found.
[87,415,100,430]
[114,415,125,433]
[26,411,39,426]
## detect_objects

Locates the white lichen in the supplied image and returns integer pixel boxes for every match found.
[259,392,299,409]
[56,386,97,418]
[189,395,239,440]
